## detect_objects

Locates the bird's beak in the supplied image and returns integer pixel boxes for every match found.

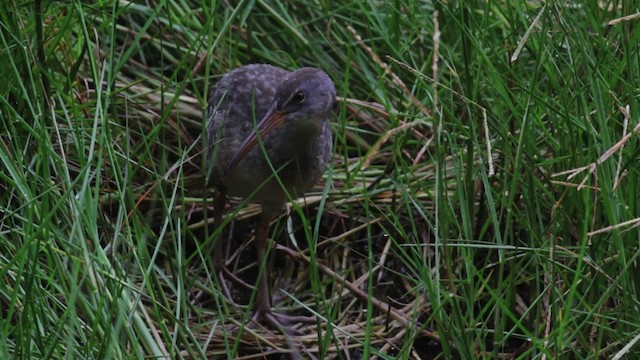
[223,103,286,176]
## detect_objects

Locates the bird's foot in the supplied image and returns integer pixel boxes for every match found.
[250,308,316,360]
[188,266,246,313]
[251,308,316,336]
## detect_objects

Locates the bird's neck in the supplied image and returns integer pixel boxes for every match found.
[293,116,324,140]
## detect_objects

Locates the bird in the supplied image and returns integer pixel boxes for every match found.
[205,64,335,330]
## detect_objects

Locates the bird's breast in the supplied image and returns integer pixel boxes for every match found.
[215,123,331,203]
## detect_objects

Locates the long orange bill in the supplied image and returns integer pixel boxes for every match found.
[223,104,286,176]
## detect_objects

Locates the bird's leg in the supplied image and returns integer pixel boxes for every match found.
[191,192,231,309]
[253,213,274,317]
[251,212,321,360]
[212,192,226,265]
[212,192,233,299]
[210,192,261,295]
[252,213,316,332]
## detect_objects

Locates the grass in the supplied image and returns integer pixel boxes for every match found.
[1,0,640,359]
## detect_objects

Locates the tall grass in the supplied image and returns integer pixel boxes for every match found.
[1,0,639,359]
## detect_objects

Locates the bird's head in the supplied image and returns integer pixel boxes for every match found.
[273,67,336,126]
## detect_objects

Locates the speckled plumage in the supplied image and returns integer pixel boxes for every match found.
[204,64,335,337]
[206,64,335,215]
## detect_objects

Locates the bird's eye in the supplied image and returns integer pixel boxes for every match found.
[290,92,306,104]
